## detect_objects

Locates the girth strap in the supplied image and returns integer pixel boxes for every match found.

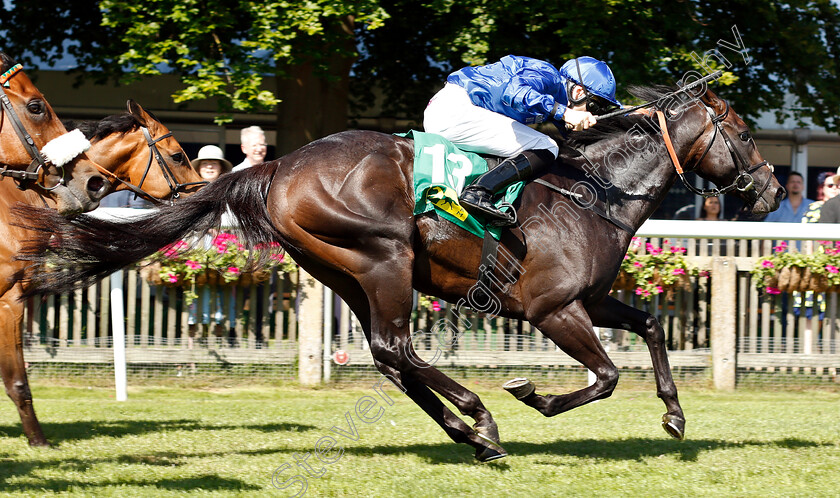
[532,178,635,234]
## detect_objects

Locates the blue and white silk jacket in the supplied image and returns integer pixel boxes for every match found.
[447,55,569,125]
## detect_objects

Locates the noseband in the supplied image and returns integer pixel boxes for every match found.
[657,99,773,209]
[99,125,208,206]
[0,64,73,191]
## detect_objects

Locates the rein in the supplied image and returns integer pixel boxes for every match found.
[92,125,207,206]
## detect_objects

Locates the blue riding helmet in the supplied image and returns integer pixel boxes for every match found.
[559,56,621,107]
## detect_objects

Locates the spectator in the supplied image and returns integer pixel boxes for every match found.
[193,144,232,181]
[804,174,839,223]
[696,197,722,221]
[818,174,840,224]
[814,171,834,202]
[232,126,267,172]
[763,172,813,223]
[188,145,232,337]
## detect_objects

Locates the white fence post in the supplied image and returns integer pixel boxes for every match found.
[323,287,334,382]
[110,271,128,401]
[711,257,737,390]
[297,269,323,385]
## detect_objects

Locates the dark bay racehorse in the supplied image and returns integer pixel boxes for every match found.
[2,101,200,446]
[15,86,783,458]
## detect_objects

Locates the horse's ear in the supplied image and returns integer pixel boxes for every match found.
[126,99,150,128]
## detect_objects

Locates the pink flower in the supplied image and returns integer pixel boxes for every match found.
[167,273,178,283]
[761,260,774,268]
[655,286,663,293]
[766,286,781,295]
[635,288,644,295]
[773,242,788,253]
[826,265,839,274]
[672,268,686,275]
[270,253,286,262]
[185,260,202,270]
[699,270,710,278]
[227,267,240,275]
[432,300,441,311]
[633,261,644,268]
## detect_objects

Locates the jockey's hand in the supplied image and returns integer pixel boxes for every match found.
[563,109,597,131]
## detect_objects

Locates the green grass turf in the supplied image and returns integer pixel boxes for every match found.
[1,382,838,497]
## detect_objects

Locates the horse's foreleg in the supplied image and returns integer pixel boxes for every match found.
[511,300,619,416]
[0,288,49,446]
[587,295,685,440]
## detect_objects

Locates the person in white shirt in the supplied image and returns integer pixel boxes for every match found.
[232,126,267,172]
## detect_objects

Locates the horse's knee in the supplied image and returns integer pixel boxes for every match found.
[596,366,619,397]
[5,380,32,405]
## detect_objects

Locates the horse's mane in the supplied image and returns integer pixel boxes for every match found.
[566,84,681,149]
[63,113,142,141]
[0,52,17,73]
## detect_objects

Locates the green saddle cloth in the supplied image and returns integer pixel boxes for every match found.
[399,130,523,240]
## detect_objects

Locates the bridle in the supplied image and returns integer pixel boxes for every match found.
[95,125,208,206]
[0,63,71,191]
[657,97,773,209]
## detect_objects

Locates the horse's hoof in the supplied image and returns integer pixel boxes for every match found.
[475,443,507,462]
[473,423,502,448]
[503,377,535,400]
[662,413,686,440]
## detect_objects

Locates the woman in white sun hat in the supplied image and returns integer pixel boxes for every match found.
[193,144,233,181]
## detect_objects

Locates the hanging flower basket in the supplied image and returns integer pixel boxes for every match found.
[136,232,297,301]
[751,241,840,294]
[611,238,697,300]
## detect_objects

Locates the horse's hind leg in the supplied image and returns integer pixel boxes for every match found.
[372,359,505,461]
[288,252,504,461]
[0,287,49,446]
[509,300,620,416]
[587,295,685,440]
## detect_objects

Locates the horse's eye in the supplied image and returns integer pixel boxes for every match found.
[739,131,751,142]
[171,153,184,164]
[26,100,45,115]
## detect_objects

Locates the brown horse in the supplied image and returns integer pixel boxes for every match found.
[15,85,783,458]
[2,101,200,446]
[0,51,109,214]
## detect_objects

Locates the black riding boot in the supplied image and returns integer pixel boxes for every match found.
[459,149,554,226]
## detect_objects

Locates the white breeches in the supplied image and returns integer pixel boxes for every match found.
[423,83,559,158]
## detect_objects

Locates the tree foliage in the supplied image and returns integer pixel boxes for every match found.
[352,0,840,130]
[3,0,840,131]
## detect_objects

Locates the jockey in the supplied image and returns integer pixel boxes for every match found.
[424,55,621,226]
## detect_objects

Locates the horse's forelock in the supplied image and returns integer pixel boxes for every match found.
[0,52,16,73]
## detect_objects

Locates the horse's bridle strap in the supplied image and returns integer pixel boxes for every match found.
[656,111,684,175]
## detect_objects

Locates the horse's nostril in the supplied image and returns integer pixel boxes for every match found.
[777,187,787,201]
[86,176,107,197]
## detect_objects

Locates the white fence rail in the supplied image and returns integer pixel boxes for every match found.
[22,212,840,390]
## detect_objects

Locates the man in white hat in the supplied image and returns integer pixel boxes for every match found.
[193,145,233,181]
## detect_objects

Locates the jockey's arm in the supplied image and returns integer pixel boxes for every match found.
[500,71,563,125]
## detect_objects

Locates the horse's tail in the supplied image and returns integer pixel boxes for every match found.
[14,163,280,296]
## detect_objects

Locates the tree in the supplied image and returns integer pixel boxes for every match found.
[3,0,840,149]
[353,0,840,131]
[2,0,388,154]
